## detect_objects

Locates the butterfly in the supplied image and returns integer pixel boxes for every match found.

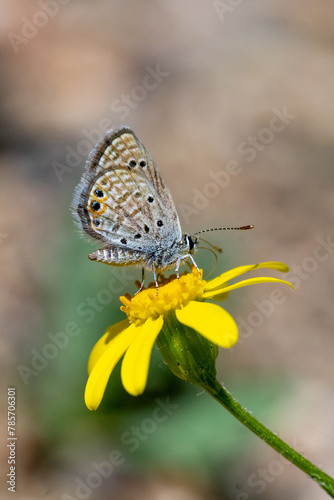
[72,126,253,290]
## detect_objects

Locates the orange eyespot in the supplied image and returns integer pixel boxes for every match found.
[89,200,106,215]
[92,185,108,201]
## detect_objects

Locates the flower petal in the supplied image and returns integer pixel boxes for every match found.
[88,319,130,375]
[176,301,238,348]
[203,277,293,299]
[204,262,289,293]
[85,323,138,410]
[121,316,164,396]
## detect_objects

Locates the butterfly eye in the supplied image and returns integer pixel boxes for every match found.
[139,160,147,168]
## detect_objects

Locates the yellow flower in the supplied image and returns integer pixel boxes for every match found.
[85,262,293,410]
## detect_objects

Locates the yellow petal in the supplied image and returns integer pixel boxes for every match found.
[121,316,164,397]
[176,301,238,348]
[204,262,289,293]
[203,277,293,299]
[85,323,138,410]
[88,319,130,375]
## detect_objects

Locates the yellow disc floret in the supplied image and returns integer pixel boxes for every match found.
[120,267,206,325]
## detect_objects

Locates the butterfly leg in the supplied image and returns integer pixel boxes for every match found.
[175,257,182,280]
[188,255,200,272]
[134,268,145,296]
[152,264,159,295]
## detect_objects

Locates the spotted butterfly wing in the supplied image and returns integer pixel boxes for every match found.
[72,127,183,267]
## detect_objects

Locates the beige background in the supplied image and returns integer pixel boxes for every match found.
[1,1,334,499]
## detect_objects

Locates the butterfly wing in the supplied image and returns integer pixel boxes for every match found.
[72,127,182,256]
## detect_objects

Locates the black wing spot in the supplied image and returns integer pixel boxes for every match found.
[94,189,104,198]
[91,201,101,211]
[128,159,137,168]
[147,196,154,203]
[134,234,142,239]
[144,225,150,233]
[134,191,142,198]
[94,218,101,227]
[139,160,147,168]
[157,220,163,227]
[121,238,127,244]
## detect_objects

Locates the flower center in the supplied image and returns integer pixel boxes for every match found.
[120,267,206,324]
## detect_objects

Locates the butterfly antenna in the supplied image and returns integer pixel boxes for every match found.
[193,224,254,236]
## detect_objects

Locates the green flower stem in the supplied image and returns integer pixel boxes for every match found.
[202,378,334,498]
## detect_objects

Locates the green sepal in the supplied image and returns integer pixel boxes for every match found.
[156,311,218,387]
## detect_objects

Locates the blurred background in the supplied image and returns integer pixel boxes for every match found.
[1,1,334,499]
